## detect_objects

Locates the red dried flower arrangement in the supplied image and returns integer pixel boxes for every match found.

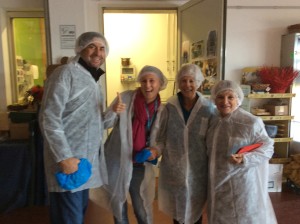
[25,85,44,104]
[258,66,299,93]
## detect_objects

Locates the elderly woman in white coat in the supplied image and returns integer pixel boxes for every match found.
[155,64,215,224]
[102,65,168,224]
[207,80,277,224]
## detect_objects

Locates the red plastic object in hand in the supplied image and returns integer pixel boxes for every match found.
[237,143,263,154]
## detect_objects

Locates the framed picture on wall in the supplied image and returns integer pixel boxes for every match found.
[193,58,218,95]
[191,40,204,59]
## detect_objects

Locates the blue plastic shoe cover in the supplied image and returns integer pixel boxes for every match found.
[135,149,158,165]
[55,158,92,190]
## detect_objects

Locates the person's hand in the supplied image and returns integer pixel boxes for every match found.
[58,157,80,174]
[112,92,126,114]
[230,153,244,164]
[147,147,158,161]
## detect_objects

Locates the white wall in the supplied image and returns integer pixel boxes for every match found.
[226,0,300,153]
[0,0,44,111]
[225,0,300,82]
[47,0,186,63]
[48,0,86,63]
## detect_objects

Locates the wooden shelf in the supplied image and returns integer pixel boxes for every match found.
[273,137,293,143]
[247,93,296,98]
[269,157,291,164]
[257,115,294,121]
[121,79,136,83]
[244,83,296,160]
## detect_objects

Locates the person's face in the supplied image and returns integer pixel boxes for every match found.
[80,39,107,68]
[140,73,161,103]
[179,76,197,100]
[215,90,239,117]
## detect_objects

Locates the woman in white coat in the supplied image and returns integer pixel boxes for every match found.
[155,64,215,224]
[207,80,277,224]
[102,65,168,224]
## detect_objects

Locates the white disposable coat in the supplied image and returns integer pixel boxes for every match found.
[206,107,277,224]
[99,89,163,223]
[39,56,113,192]
[155,92,215,224]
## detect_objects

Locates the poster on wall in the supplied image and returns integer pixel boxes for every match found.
[207,30,217,57]
[60,25,76,49]
[182,41,190,64]
[191,40,205,60]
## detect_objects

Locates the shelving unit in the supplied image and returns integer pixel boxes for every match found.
[246,92,295,162]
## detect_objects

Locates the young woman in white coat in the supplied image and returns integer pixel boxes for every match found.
[102,65,168,224]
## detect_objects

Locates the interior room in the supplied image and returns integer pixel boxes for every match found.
[103,10,177,104]
[1,0,300,223]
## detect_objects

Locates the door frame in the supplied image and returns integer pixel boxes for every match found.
[6,11,47,102]
[98,1,182,107]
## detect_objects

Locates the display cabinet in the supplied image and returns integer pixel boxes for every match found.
[241,65,296,163]
[246,92,295,163]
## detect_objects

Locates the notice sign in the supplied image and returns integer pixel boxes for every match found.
[60,25,76,49]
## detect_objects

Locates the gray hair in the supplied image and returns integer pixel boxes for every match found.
[176,64,204,89]
[75,32,109,55]
[210,80,244,106]
[136,65,168,90]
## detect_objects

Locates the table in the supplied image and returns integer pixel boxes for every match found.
[0,141,31,213]
[0,120,48,214]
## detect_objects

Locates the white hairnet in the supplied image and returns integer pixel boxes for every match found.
[210,80,244,106]
[75,32,109,55]
[176,64,204,89]
[136,65,168,90]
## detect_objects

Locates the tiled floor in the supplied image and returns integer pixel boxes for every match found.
[0,183,300,224]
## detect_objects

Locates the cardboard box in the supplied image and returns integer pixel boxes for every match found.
[264,104,288,116]
[268,164,283,192]
[9,122,30,140]
[0,112,10,131]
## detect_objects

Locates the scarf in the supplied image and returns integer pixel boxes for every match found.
[132,88,160,159]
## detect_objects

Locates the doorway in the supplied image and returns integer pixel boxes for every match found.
[7,11,47,103]
[103,10,177,105]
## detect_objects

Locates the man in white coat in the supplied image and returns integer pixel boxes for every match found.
[39,32,113,224]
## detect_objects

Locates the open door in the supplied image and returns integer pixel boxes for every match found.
[99,0,226,106]
[178,0,226,94]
